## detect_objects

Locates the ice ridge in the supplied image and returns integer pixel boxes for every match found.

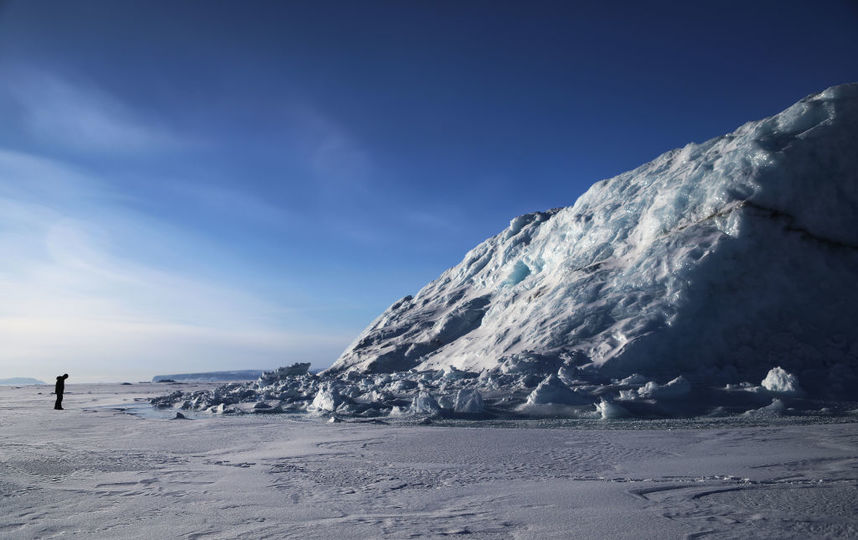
[153,83,858,419]
[327,83,858,397]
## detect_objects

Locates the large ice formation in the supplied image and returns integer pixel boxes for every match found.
[154,84,858,419]
[327,83,858,398]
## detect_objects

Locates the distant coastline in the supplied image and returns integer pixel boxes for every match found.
[152,370,264,383]
[0,377,46,386]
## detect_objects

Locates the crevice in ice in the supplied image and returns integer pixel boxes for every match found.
[742,201,858,251]
[669,199,858,252]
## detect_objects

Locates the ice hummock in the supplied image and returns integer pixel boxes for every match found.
[153,83,858,420]
[761,366,804,395]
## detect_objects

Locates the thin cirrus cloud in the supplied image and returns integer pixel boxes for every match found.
[282,104,372,194]
[0,69,426,382]
[165,180,300,231]
[0,142,352,382]
[5,69,185,153]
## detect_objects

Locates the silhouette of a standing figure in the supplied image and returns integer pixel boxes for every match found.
[54,374,68,410]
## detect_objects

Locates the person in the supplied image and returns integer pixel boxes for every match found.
[54,374,68,410]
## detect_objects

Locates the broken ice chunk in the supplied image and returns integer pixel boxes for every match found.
[637,376,691,399]
[525,374,589,405]
[309,383,346,412]
[595,399,629,419]
[411,391,442,415]
[761,367,803,395]
[453,389,484,413]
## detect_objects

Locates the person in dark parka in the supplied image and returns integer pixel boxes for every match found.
[54,374,68,410]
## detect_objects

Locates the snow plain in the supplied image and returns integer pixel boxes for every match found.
[2,383,857,539]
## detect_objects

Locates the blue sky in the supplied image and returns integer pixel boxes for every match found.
[1,1,856,382]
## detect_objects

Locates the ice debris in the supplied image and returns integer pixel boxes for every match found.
[309,382,347,412]
[595,399,629,419]
[761,367,804,395]
[744,398,787,417]
[149,356,854,420]
[453,388,485,414]
[410,391,442,415]
[637,376,692,400]
[525,375,588,406]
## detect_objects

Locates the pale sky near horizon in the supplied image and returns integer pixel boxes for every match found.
[1,1,856,382]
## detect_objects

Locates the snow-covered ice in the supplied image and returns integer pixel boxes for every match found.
[3,383,858,539]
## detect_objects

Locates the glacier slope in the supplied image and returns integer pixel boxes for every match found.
[327,83,858,399]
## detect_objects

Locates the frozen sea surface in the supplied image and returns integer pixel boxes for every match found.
[2,383,857,539]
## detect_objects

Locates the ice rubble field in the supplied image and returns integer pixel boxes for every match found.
[2,383,858,539]
[151,361,857,422]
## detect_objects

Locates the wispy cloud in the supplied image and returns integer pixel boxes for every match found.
[283,104,371,193]
[4,70,185,153]
[167,181,296,230]
[403,208,463,234]
[0,70,384,381]
[0,150,352,381]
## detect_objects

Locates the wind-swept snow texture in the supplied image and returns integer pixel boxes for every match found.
[6,384,858,539]
[329,84,858,398]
